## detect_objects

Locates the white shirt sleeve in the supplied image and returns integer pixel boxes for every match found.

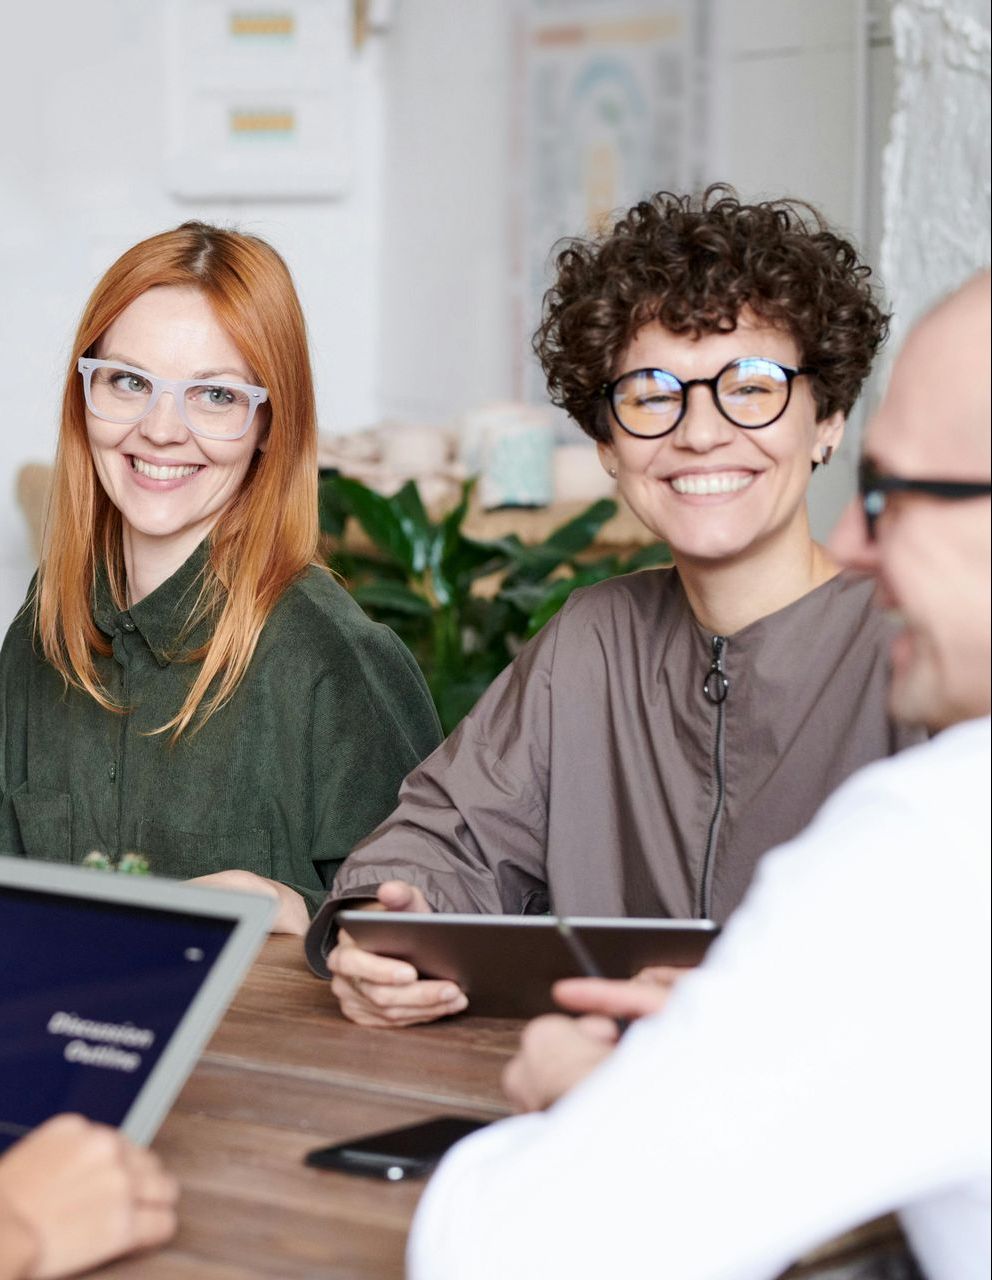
[408,720,991,1280]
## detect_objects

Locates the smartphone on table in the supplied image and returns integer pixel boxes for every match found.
[304,1115,490,1181]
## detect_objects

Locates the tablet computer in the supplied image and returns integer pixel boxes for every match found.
[0,855,274,1154]
[335,911,719,1018]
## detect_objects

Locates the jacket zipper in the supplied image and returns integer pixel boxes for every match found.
[698,635,728,918]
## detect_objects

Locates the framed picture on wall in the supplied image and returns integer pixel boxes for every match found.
[511,0,713,401]
[165,0,353,199]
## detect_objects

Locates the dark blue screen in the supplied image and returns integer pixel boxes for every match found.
[0,886,235,1152]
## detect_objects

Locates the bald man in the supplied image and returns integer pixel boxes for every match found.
[408,273,991,1280]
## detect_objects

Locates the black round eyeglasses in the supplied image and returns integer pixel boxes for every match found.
[602,356,815,439]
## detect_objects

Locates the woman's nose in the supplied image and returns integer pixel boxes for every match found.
[671,384,737,452]
[137,391,190,445]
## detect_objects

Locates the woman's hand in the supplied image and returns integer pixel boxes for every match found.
[0,1114,178,1279]
[187,870,309,935]
[328,880,469,1027]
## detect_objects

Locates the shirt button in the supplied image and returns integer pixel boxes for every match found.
[109,763,117,781]
[121,615,136,633]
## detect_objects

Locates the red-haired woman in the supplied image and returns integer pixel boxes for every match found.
[0,222,441,933]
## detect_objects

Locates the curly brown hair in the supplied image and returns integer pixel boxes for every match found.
[533,185,889,442]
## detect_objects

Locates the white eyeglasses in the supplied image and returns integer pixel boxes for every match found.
[78,358,269,441]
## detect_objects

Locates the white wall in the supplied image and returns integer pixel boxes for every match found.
[376,2,516,423]
[1,0,925,625]
[0,0,386,627]
[374,0,894,541]
[881,0,991,352]
[708,0,887,537]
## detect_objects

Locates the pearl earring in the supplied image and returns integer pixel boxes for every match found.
[608,466,617,478]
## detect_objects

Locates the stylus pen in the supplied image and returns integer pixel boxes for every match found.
[554,917,630,1036]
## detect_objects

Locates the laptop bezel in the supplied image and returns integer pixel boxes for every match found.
[0,854,275,1145]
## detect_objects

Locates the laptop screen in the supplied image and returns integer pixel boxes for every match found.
[0,882,239,1153]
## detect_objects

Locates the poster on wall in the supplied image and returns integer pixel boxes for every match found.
[513,0,713,402]
[165,0,352,199]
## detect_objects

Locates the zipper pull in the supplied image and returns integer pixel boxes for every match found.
[703,635,729,704]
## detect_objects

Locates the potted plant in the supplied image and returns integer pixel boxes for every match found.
[319,473,670,733]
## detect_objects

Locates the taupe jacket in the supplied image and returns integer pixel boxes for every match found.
[309,569,920,962]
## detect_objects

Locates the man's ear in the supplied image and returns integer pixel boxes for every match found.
[812,411,846,465]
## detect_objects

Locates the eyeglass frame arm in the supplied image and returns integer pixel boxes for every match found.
[858,459,992,538]
[860,470,992,503]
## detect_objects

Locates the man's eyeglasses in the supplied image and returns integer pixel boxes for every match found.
[858,457,992,540]
[78,358,269,441]
[602,357,815,439]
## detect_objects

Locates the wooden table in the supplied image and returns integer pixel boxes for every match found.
[97,936,517,1279]
[95,937,914,1280]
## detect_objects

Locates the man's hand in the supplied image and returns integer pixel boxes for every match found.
[0,1114,178,1279]
[502,1014,619,1113]
[552,965,687,1021]
[328,880,468,1027]
[187,870,309,936]
[500,968,690,1112]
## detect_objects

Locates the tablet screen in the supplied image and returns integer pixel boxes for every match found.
[0,884,236,1152]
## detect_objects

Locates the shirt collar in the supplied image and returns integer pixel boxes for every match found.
[93,540,215,666]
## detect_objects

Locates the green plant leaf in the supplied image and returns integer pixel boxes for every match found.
[321,472,667,730]
[392,480,435,575]
[431,482,489,600]
[621,541,673,571]
[317,472,349,538]
[439,480,475,559]
[498,580,559,615]
[352,582,434,616]
[430,669,502,735]
[322,474,418,571]
[523,561,621,637]
[541,498,618,555]
[503,499,618,584]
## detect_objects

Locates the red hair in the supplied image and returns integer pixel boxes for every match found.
[36,221,320,738]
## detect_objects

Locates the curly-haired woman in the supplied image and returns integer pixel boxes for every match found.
[310,187,924,1022]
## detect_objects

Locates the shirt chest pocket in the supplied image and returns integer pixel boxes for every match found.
[9,785,73,862]
[135,820,273,880]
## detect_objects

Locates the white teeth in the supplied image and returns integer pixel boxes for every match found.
[670,472,755,496]
[131,457,200,481]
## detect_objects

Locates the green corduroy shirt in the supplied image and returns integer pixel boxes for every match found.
[0,543,442,915]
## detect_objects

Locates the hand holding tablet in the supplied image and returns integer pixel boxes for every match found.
[330,908,719,1020]
[326,881,470,1028]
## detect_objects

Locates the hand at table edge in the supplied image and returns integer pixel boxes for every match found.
[187,870,309,935]
[0,1114,178,1280]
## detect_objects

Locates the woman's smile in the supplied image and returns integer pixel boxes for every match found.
[665,468,759,499]
[126,453,205,487]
